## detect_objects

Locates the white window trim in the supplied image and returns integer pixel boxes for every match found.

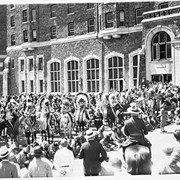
[18,57,26,94]
[129,49,141,89]
[47,57,61,94]
[64,56,79,95]
[145,25,175,81]
[36,55,44,94]
[83,54,101,93]
[105,52,124,92]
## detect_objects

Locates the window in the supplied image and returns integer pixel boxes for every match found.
[10,4,15,9]
[67,60,79,92]
[135,8,143,24]
[11,34,15,46]
[39,80,43,93]
[88,18,95,33]
[87,58,100,93]
[152,31,171,61]
[87,3,94,9]
[51,26,56,39]
[99,15,102,30]
[68,22,74,36]
[119,11,125,26]
[10,15,15,27]
[30,80,34,92]
[23,30,28,42]
[38,57,43,70]
[20,60,24,71]
[29,59,33,71]
[50,5,56,18]
[133,55,138,88]
[158,2,168,9]
[11,59,14,69]
[50,62,61,92]
[108,56,123,91]
[105,12,114,28]
[31,9,36,21]
[68,4,74,14]
[21,80,25,92]
[22,10,28,22]
[32,29,37,41]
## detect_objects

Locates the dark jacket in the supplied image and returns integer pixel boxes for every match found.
[79,139,107,175]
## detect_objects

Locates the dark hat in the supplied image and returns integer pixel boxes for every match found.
[174,129,180,140]
[32,146,42,156]
[0,146,10,159]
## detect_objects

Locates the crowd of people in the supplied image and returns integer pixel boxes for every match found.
[0,81,180,177]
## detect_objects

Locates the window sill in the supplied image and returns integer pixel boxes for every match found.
[67,12,74,15]
[31,20,36,23]
[22,21,28,25]
[10,26,16,29]
[50,17,56,20]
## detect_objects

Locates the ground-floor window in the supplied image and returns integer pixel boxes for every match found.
[21,80,25,93]
[152,74,172,83]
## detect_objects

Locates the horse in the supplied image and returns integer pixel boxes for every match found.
[59,112,73,141]
[124,144,152,175]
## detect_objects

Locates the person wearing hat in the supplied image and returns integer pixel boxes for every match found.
[121,103,151,158]
[79,129,107,176]
[0,146,19,178]
[53,138,74,177]
[28,145,53,177]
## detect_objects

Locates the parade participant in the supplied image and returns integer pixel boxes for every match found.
[53,138,74,177]
[28,145,53,177]
[94,106,103,131]
[0,146,19,178]
[121,103,151,158]
[159,103,168,133]
[75,93,90,132]
[79,129,107,176]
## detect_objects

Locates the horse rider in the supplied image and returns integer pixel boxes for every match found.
[121,102,152,159]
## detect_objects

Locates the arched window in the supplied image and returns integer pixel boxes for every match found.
[151,31,171,61]
[108,56,123,91]
[50,62,60,92]
[67,60,79,92]
[86,58,99,92]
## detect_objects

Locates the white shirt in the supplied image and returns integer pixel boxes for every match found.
[53,147,74,176]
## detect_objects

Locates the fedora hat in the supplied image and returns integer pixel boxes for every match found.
[125,104,142,115]
[85,129,96,140]
[0,146,10,159]
[32,146,42,156]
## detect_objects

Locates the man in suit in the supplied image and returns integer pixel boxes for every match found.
[0,146,19,178]
[79,129,107,176]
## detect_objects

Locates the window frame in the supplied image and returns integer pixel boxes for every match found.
[21,80,25,93]
[31,9,36,22]
[87,3,94,9]
[68,4,74,14]
[20,59,25,72]
[158,2,168,9]
[10,15,15,27]
[11,59,15,69]
[50,5,56,18]
[29,58,34,71]
[32,29,37,41]
[11,34,15,46]
[22,9,28,23]
[135,7,143,25]
[23,30,28,42]
[30,80,34,93]
[105,12,114,28]
[38,57,43,71]
[68,22,74,36]
[88,18,95,33]
[39,80,44,93]
[119,11,125,26]
[51,26,57,39]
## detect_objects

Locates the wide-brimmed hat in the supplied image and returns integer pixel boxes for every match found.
[85,129,96,140]
[125,104,142,115]
[0,146,10,159]
[32,146,43,156]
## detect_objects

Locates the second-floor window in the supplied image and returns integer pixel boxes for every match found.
[23,30,28,42]
[32,29,37,41]
[29,59,33,71]
[11,59,15,69]
[10,15,15,27]
[119,11,125,26]
[88,18,95,33]
[50,5,56,18]
[51,26,56,39]
[68,4,74,14]
[20,60,24,71]
[105,12,114,28]
[68,22,74,36]
[135,8,143,24]
[87,3,94,9]
[31,9,36,21]
[22,10,28,23]
[11,34,15,46]
[158,2,168,9]
[38,57,43,70]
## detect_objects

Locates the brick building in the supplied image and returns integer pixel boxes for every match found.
[2,2,180,97]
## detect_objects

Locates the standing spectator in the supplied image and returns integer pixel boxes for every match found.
[28,145,53,178]
[159,103,168,133]
[79,129,107,176]
[0,146,19,178]
[53,139,74,177]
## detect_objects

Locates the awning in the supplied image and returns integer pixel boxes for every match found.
[138,45,145,55]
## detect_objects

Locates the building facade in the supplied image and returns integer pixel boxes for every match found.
[2,2,180,97]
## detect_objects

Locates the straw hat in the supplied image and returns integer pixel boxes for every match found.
[0,146,10,159]
[85,129,96,140]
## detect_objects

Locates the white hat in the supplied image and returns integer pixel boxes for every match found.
[85,129,96,140]
[0,146,10,159]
